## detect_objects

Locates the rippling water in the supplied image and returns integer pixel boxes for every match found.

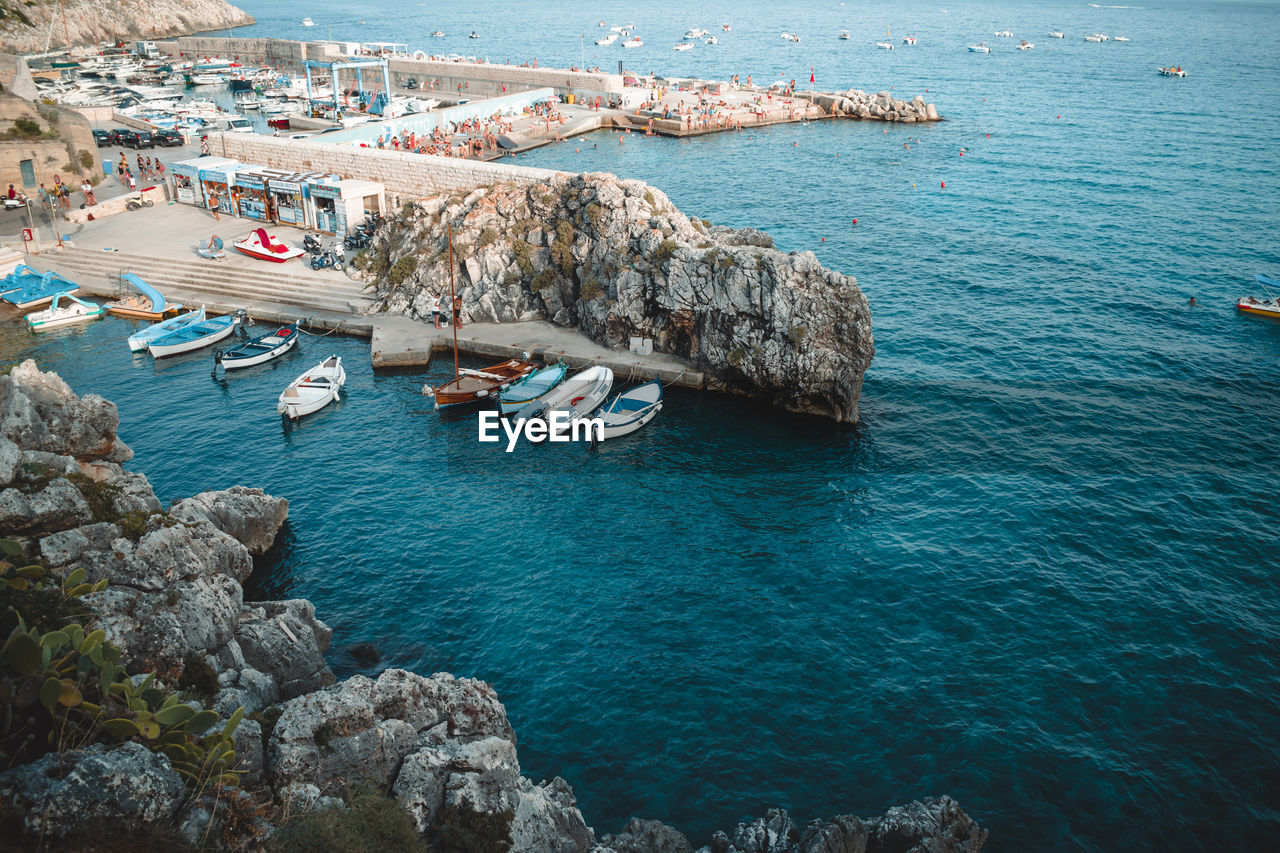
[4,1,1279,849]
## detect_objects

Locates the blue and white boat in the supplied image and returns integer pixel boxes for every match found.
[128,306,207,352]
[0,265,80,310]
[214,321,299,371]
[25,292,105,331]
[595,380,664,441]
[147,313,239,358]
[498,363,567,414]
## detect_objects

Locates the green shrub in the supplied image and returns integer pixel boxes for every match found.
[388,255,419,286]
[476,226,500,248]
[550,220,575,275]
[530,268,557,293]
[653,239,678,266]
[269,782,426,853]
[177,652,220,704]
[432,803,514,853]
[78,149,94,170]
[585,203,603,229]
[2,117,44,139]
[512,240,535,276]
[579,279,603,301]
[65,472,121,523]
[718,254,738,271]
[643,188,656,208]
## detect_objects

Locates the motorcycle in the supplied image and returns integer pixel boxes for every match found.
[3,192,28,211]
[310,245,344,271]
[125,196,154,211]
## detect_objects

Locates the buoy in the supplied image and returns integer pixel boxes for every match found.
[1057,114,1061,119]
[821,237,826,241]
[986,133,990,138]
[941,181,946,188]
[852,218,857,225]
[959,151,963,156]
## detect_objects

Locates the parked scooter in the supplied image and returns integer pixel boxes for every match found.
[302,233,324,254]
[310,244,344,271]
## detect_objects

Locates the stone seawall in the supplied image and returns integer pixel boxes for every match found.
[213,132,566,202]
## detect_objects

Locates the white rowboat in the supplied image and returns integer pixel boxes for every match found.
[595,380,663,441]
[278,355,346,419]
[128,306,206,352]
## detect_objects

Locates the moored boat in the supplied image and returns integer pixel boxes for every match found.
[1017,41,1034,50]
[595,380,663,441]
[517,365,614,427]
[148,313,239,358]
[673,42,693,51]
[128,306,206,352]
[839,31,850,40]
[621,37,643,48]
[1237,274,1280,318]
[968,43,990,53]
[233,228,305,262]
[498,363,568,414]
[596,33,617,46]
[214,321,300,371]
[278,355,346,419]
[106,272,181,320]
[902,35,918,45]
[425,358,537,408]
[994,29,1014,37]
[876,41,894,50]
[1158,66,1187,77]
[25,292,104,331]
[1049,31,1065,38]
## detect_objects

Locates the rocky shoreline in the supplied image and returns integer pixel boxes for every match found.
[0,0,255,55]
[363,173,875,423]
[0,361,985,851]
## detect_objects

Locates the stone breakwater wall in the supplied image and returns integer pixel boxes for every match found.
[214,132,565,205]
[814,89,942,122]
[367,172,876,423]
[0,362,987,850]
[0,0,255,55]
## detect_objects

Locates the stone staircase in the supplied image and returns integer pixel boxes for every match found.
[26,247,374,318]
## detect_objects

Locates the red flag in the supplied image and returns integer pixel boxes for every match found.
[810,66,815,84]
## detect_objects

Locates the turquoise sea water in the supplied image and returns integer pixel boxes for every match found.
[5,1,1280,849]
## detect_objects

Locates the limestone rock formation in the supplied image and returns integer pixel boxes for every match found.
[0,0,255,55]
[170,485,289,555]
[0,742,185,838]
[365,173,875,423]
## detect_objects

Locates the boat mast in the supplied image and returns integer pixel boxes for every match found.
[448,225,459,380]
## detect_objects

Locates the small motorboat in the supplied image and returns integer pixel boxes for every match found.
[1049,31,1065,38]
[301,17,314,27]
[673,42,693,51]
[704,36,718,45]
[25,292,104,331]
[468,31,479,39]
[1237,274,1280,319]
[1113,35,1130,42]
[596,33,618,46]
[780,32,800,42]
[0,266,79,310]
[423,357,537,409]
[128,306,206,352]
[968,43,990,53]
[994,29,1014,37]
[876,41,894,50]
[233,228,305,262]
[902,35,918,45]
[1017,41,1034,50]
[723,23,731,31]
[595,380,663,442]
[214,321,299,371]
[1084,33,1108,42]
[431,30,444,37]
[839,31,850,40]
[621,37,643,48]
[1158,66,1187,77]
[106,272,181,320]
[498,363,567,414]
[517,365,614,428]
[148,313,239,358]
[278,355,346,419]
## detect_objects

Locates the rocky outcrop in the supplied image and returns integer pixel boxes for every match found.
[0,359,130,463]
[366,173,875,422]
[169,485,289,555]
[0,742,185,838]
[0,0,255,55]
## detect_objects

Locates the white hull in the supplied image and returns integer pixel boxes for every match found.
[149,320,237,357]
[600,402,661,440]
[278,356,346,419]
[27,302,104,331]
[128,307,206,351]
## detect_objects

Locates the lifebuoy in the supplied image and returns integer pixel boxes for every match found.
[413,50,427,60]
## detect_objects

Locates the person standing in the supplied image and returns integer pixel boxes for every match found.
[431,292,442,328]
[207,189,221,221]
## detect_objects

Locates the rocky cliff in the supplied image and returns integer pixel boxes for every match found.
[0,0,254,55]
[364,173,875,423]
[0,362,983,851]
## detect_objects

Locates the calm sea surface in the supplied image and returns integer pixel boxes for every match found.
[4,1,1279,849]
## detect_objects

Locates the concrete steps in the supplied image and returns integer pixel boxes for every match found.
[29,247,373,316]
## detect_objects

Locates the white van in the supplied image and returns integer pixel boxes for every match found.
[216,117,255,134]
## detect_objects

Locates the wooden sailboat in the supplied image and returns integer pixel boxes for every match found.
[422,226,536,409]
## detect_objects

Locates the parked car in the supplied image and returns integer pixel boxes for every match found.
[92,129,111,147]
[120,130,154,149]
[104,128,130,146]
[152,129,184,147]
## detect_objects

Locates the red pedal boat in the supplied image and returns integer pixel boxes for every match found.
[233,228,305,262]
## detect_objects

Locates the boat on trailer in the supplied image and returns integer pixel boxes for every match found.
[1237,274,1280,319]
[25,292,105,331]
[595,380,663,441]
[278,355,346,419]
[498,363,568,414]
[148,313,239,358]
[214,321,300,371]
[128,306,206,352]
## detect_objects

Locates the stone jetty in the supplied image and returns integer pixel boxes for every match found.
[0,361,988,850]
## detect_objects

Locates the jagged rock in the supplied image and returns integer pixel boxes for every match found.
[510,775,594,852]
[281,781,345,813]
[234,599,335,702]
[598,817,693,853]
[0,742,184,838]
[169,485,289,555]
[38,521,122,567]
[269,668,514,791]
[368,174,875,422]
[0,477,93,534]
[232,717,266,786]
[396,736,520,831]
[0,435,20,486]
[0,360,131,462]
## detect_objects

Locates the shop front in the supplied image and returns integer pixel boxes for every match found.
[198,162,247,217]
[305,178,386,234]
[234,171,270,222]
[171,156,235,207]
[307,181,343,234]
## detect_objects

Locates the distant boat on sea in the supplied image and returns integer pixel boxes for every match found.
[1049,31,1065,39]
[301,17,313,27]
[968,43,990,53]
